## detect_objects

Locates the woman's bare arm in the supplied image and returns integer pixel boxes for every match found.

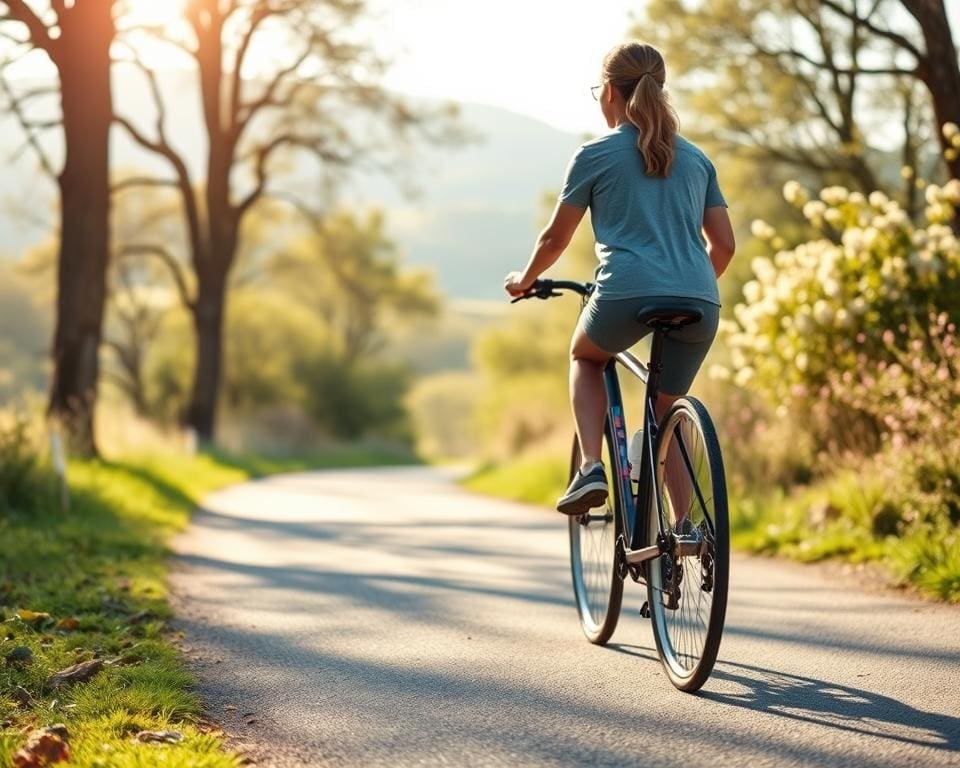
[504,203,587,295]
[703,205,736,278]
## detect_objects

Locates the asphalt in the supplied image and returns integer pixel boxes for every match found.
[170,466,960,768]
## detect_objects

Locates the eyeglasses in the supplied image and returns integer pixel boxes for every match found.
[590,83,603,101]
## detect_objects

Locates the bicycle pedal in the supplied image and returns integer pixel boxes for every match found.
[639,601,650,619]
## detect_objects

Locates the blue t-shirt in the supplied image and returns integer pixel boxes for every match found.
[558,123,726,305]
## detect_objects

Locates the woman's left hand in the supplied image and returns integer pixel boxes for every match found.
[503,271,534,297]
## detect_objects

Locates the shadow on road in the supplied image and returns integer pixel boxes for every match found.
[608,643,960,752]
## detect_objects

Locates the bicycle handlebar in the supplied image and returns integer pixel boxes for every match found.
[510,278,594,303]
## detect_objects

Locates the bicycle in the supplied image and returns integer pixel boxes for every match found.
[512,278,729,692]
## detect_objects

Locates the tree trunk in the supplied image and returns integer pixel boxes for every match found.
[904,0,960,181]
[186,271,228,442]
[47,4,115,457]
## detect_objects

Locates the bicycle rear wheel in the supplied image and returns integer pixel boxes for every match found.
[568,423,624,645]
[646,396,729,691]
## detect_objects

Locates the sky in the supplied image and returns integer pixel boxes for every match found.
[365,0,643,135]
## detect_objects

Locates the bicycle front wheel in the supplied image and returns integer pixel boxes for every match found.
[568,424,624,645]
[646,396,729,691]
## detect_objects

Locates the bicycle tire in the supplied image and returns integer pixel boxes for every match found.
[646,396,729,691]
[568,423,624,645]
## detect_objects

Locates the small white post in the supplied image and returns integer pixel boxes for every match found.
[49,423,70,512]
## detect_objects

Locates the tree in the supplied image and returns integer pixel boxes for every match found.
[637,0,959,197]
[819,0,960,180]
[102,186,184,416]
[268,209,438,364]
[114,0,453,442]
[0,0,116,455]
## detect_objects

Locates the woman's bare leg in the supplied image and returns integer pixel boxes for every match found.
[656,391,692,525]
[569,327,611,470]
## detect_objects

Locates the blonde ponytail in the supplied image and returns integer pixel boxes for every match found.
[603,42,678,178]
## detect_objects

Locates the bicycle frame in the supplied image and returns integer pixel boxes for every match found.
[603,349,670,577]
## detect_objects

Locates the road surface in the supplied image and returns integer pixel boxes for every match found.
[171,467,960,767]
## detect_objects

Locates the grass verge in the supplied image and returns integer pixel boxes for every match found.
[0,446,416,766]
[462,456,568,508]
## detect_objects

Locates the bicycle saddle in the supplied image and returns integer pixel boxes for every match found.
[636,306,704,329]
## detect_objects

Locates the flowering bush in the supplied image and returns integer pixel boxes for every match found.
[715,123,960,457]
[719,175,959,401]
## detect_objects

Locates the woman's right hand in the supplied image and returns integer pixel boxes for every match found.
[503,271,534,298]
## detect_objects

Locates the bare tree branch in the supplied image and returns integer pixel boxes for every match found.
[114,115,205,267]
[1,0,59,58]
[111,176,182,194]
[818,0,924,61]
[235,132,351,216]
[0,70,57,178]
[119,242,195,309]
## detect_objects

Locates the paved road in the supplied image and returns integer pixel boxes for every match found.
[171,467,960,768]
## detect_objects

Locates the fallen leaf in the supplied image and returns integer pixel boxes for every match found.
[135,730,183,744]
[16,610,50,624]
[127,610,154,625]
[5,646,33,667]
[223,705,237,711]
[116,578,132,592]
[47,659,103,689]
[53,618,79,632]
[12,724,70,767]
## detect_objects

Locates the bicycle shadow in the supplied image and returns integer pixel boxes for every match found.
[606,643,959,752]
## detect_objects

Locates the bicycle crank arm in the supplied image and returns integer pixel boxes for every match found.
[624,534,704,565]
[624,544,661,565]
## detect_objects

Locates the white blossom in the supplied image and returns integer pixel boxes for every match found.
[820,186,849,205]
[751,219,776,240]
[813,299,834,325]
[802,200,826,221]
[782,180,807,205]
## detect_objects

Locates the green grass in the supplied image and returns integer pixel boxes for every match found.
[0,447,417,766]
[463,455,568,507]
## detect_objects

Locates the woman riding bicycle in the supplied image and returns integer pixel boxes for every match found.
[504,41,736,515]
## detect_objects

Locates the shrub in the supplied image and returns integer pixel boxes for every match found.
[0,414,53,515]
[717,172,960,456]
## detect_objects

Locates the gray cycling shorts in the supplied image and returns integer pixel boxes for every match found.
[577,294,720,395]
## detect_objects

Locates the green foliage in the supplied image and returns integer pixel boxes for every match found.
[0,413,54,516]
[268,208,438,362]
[731,437,960,601]
[123,207,434,448]
[297,352,414,442]
[221,290,326,416]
